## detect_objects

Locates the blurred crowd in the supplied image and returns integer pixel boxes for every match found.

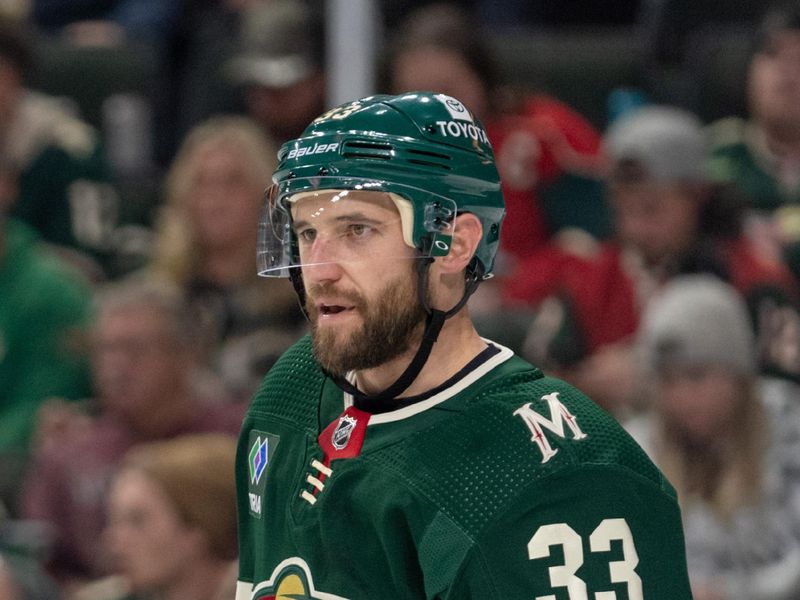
[2,0,800,599]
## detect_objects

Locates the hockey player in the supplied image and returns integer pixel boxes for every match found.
[235,92,693,599]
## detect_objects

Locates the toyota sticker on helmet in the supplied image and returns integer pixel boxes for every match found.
[435,94,473,122]
[432,120,490,145]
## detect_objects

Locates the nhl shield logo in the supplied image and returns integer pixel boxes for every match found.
[331,415,357,450]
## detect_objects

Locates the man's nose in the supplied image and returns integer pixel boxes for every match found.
[301,238,345,285]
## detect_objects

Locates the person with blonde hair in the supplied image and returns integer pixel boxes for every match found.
[630,274,800,600]
[149,115,305,402]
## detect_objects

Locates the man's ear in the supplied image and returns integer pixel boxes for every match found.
[438,213,483,274]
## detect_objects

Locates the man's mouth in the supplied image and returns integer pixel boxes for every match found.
[317,303,356,316]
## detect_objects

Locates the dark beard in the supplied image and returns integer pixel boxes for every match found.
[307,272,427,377]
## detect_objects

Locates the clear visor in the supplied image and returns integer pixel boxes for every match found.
[257,177,457,277]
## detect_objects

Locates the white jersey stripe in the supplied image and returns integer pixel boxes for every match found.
[235,580,253,600]
[343,339,514,424]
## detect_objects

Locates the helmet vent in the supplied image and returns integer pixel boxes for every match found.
[405,148,451,171]
[342,140,394,160]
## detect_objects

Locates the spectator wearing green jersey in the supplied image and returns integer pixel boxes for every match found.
[708,1,800,279]
[0,22,124,277]
[0,149,92,517]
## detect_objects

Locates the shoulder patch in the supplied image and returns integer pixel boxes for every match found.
[246,429,280,518]
[514,391,588,463]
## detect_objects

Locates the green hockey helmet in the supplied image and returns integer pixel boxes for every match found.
[258,92,506,280]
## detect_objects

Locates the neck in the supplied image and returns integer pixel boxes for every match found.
[354,308,487,398]
[154,557,233,600]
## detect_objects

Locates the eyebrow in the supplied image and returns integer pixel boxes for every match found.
[292,212,388,232]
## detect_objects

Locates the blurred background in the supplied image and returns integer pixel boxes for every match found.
[3,1,800,599]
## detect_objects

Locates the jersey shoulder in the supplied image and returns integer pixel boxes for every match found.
[368,367,673,538]
[247,334,324,433]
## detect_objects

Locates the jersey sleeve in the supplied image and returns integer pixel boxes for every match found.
[441,464,693,599]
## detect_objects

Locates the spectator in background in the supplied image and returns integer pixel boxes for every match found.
[0,148,92,518]
[72,434,238,600]
[224,0,326,145]
[382,2,611,269]
[31,0,180,49]
[629,275,800,600]
[709,1,800,279]
[639,0,765,112]
[148,115,305,402]
[21,277,242,589]
[0,21,122,276]
[509,105,800,413]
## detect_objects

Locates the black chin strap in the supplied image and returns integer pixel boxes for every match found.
[328,256,484,402]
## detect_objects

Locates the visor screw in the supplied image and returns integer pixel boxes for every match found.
[318,167,329,176]
[424,124,437,134]
[287,171,296,179]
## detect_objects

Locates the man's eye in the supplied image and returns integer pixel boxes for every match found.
[297,228,316,243]
[348,223,369,237]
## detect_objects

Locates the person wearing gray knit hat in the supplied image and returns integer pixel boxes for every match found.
[627,272,800,600]
[638,274,756,375]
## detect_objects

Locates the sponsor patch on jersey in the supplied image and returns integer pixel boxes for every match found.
[250,557,349,600]
[247,430,280,518]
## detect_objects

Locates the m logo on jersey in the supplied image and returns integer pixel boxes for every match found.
[247,430,279,518]
[514,392,587,463]
[331,415,357,450]
[247,558,349,600]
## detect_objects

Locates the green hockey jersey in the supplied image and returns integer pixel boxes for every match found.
[236,336,693,599]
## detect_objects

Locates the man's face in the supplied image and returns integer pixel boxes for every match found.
[290,190,427,375]
[749,30,800,137]
[186,143,263,252]
[92,307,188,419]
[610,180,701,266]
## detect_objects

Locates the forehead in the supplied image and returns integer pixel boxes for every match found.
[289,189,401,221]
